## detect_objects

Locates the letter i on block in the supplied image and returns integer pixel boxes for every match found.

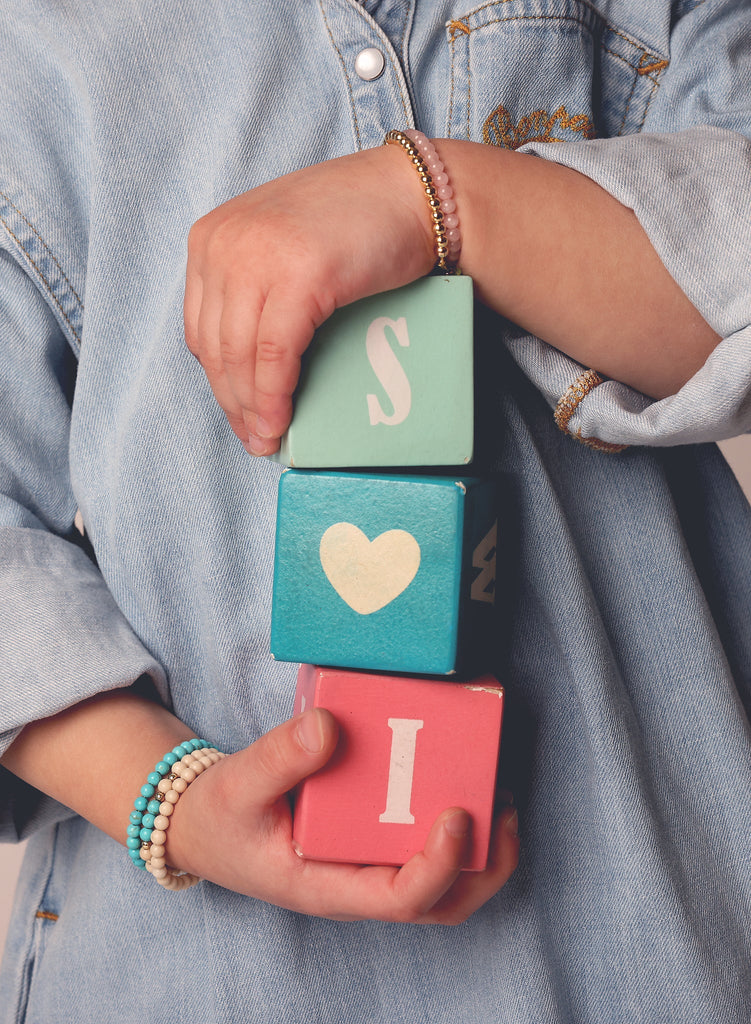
[271,470,499,676]
[292,666,505,870]
[270,276,474,467]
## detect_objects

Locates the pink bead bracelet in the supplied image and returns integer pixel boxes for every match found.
[384,129,462,272]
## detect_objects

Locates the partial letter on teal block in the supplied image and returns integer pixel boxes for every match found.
[272,276,474,468]
[270,470,498,676]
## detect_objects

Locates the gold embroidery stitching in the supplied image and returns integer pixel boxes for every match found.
[638,59,668,76]
[448,19,471,37]
[482,104,596,150]
[35,910,59,922]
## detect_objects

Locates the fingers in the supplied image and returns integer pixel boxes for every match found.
[414,804,520,925]
[247,288,335,444]
[290,804,518,926]
[240,708,339,810]
[185,273,323,455]
[380,807,474,918]
[182,148,435,456]
[286,807,471,922]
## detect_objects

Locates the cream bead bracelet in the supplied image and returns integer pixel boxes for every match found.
[126,738,226,890]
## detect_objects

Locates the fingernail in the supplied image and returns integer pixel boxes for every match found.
[444,809,471,838]
[244,434,270,456]
[297,710,325,753]
[255,417,273,439]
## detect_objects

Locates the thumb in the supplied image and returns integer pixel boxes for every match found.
[243,708,339,809]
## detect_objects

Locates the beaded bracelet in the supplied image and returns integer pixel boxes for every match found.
[126,738,226,890]
[384,129,462,273]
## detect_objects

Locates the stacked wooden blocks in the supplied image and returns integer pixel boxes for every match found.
[270,276,504,870]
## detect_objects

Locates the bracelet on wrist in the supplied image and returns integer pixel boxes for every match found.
[126,737,226,890]
[553,370,629,453]
[384,129,462,273]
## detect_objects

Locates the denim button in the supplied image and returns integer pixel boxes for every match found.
[354,47,385,81]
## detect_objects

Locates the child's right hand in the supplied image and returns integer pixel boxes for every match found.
[183,146,435,456]
[167,708,519,923]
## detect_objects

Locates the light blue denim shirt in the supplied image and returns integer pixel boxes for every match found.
[1,2,751,1022]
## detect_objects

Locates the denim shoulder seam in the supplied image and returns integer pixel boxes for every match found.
[0,191,83,359]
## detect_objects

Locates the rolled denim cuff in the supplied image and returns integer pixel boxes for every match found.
[0,526,168,841]
[512,127,751,446]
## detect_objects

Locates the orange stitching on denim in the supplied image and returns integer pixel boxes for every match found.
[35,910,59,922]
[0,215,82,346]
[465,14,591,34]
[483,105,596,149]
[609,25,661,54]
[638,59,668,76]
[447,24,457,139]
[0,191,84,309]
[448,19,471,37]
[602,44,667,77]
[602,45,669,71]
[602,45,639,71]
[447,5,667,142]
[450,0,666,64]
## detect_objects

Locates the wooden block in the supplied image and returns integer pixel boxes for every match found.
[292,665,504,870]
[270,470,498,676]
[271,276,474,468]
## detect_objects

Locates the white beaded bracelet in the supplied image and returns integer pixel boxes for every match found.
[140,746,226,890]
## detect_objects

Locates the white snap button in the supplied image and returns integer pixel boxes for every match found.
[354,47,385,81]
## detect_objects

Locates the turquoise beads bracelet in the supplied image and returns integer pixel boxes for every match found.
[126,738,226,889]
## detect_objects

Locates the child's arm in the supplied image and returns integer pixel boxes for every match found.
[183,140,720,456]
[1,690,518,923]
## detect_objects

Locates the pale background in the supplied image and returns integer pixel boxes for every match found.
[2,436,751,958]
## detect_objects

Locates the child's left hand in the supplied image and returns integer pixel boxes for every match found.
[184,147,434,455]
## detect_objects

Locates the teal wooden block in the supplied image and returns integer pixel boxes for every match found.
[270,470,498,675]
[271,276,474,468]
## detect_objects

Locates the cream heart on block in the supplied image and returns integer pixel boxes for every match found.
[319,522,421,615]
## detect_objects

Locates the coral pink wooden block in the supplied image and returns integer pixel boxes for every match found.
[292,665,504,871]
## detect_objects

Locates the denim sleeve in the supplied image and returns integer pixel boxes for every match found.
[0,247,167,842]
[513,0,751,448]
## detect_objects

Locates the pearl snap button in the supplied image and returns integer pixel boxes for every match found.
[354,47,385,81]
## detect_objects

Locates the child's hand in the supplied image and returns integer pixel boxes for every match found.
[167,708,519,923]
[184,148,435,455]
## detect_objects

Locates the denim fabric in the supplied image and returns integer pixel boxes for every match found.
[1,1,751,1022]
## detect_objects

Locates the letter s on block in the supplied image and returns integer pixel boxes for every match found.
[366,316,412,426]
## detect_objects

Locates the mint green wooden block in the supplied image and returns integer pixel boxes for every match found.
[273,275,474,468]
